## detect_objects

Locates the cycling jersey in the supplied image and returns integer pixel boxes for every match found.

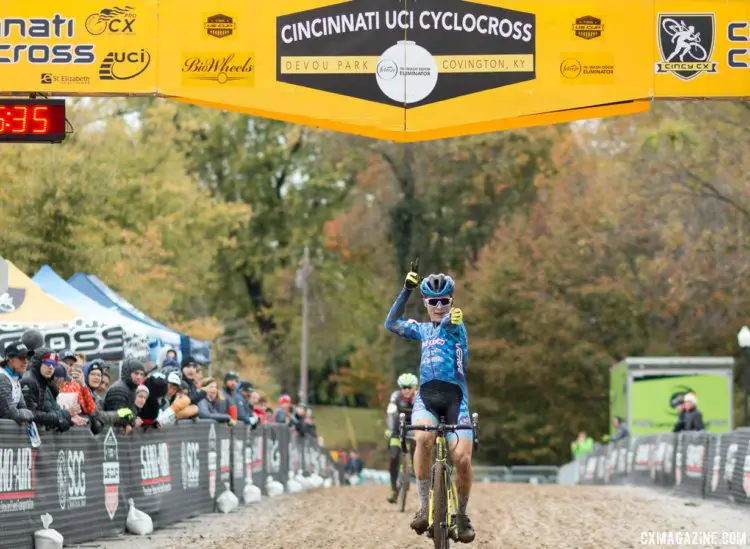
[384,288,472,441]
[384,288,469,393]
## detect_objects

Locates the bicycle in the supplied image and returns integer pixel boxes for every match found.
[399,411,480,548]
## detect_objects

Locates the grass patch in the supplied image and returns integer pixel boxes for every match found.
[311,406,385,450]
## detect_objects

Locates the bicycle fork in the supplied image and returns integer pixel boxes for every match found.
[428,435,450,530]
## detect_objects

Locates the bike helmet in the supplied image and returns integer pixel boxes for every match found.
[397,373,418,388]
[419,273,455,298]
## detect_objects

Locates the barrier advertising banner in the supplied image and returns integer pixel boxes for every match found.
[0,1,748,141]
[0,420,336,549]
[575,428,750,512]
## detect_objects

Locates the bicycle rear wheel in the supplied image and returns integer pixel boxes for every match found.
[431,462,450,549]
[398,453,410,512]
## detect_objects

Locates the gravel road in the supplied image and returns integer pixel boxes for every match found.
[90,484,750,549]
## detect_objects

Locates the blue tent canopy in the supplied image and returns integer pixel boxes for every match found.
[68,272,211,364]
[32,265,158,360]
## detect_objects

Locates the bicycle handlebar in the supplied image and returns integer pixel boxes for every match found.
[403,424,474,433]
[398,412,480,453]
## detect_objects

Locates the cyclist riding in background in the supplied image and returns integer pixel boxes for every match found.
[385,372,418,504]
[384,266,476,544]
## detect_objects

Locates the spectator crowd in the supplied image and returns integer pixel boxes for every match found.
[0,329,318,440]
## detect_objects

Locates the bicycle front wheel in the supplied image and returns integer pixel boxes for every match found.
[431,462,450,549]
[399,454,410,512]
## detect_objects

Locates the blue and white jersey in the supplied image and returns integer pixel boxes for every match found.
[383,288,468,397]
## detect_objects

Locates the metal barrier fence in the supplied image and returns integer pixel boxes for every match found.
[0,419,342,549]
[473,465,559,484]
[568,428,750,509]
[361,465,560,485]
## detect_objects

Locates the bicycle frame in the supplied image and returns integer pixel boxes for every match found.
[399,412,480,546]
[429,431,460,531]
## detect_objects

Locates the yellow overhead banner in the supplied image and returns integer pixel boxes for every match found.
[0,0,748,141]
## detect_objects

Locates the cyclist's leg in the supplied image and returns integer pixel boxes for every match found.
[410,390,437,532]
[388,438,401,502]
[448,395,475,543]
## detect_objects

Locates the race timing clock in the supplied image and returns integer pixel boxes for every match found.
[0,98,66,143]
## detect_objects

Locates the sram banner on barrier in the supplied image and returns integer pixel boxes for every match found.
[0,419,337,549]
[126,420,228,527]
[573,427,750,511]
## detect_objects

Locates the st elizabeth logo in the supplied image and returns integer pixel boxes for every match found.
[656,13,718,80]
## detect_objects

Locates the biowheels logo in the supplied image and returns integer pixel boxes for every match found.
[276,0,536,107]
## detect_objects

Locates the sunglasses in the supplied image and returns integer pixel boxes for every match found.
[425,297,453,307]
[400,385,414,390]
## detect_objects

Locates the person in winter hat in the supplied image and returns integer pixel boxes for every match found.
[235,380,260,429]
[158,371,199,424]
[19,347,71,432]
[134,385,149,411]
[82,361,134,434]
[103,357,145,424]
[59,350,77,369]
[274,393,293,424]
[137,371,169,429]
[221,371,240,421]
[180,355,206,406]
[0,341,34,425]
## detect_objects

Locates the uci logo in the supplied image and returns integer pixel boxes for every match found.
[99,50,152,81]
[85,6,136,36]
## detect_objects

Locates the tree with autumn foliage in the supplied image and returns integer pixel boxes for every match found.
[464,102,750,464]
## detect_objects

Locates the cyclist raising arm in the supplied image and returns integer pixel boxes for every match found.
[384,269,475,544]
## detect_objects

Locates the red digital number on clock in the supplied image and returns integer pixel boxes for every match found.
[0,100,66,143]
[0,105,52,134]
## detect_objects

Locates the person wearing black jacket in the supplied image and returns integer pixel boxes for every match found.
[289,403,309,437]
[674,393,705,432]
[138,371,169,428]
[20,347,71,432]
[103,357,145,417]
[82,361,133,434]
[181,356,206,406]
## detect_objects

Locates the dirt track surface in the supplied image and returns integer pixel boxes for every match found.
[95,484,750,549]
